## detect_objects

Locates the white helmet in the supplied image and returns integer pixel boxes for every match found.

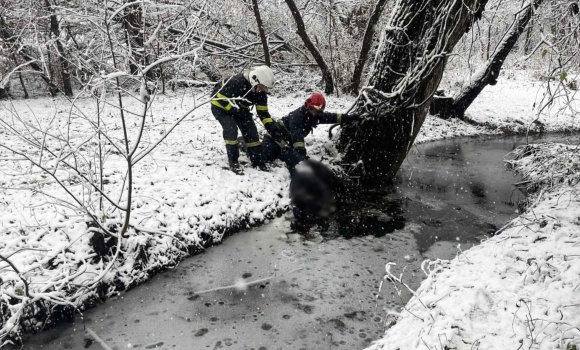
[249,65,275,89]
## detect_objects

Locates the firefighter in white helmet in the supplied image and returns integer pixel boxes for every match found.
[210,65,285,175]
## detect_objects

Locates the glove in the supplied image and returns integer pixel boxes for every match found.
[294,146,307,158]
[265,122,286,142]
[341,114,360,124]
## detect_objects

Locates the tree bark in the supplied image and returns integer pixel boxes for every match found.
[284,0,334,94]
[349,0,389,95]
[46,0,73,96]
[10,53,29,98]
[572,2,579,15]
[251,0,271,66]
[338,0,487,184]
[432,0,544,119]
[18,72,28,98]
[45,43,58,97]
[523,19,534,55]
[0,16,60,95]
[123,1,146,76]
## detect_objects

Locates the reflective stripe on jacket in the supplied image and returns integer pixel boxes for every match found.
[280,106,343,156]
[211,74,272,126]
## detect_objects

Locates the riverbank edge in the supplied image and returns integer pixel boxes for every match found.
[364,142,580,349]
[3,112,579,346]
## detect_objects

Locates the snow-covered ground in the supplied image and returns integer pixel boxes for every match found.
[416,76,579,143]
[0,77,578,344]
[366,143,580,350]
[0,86,354,342]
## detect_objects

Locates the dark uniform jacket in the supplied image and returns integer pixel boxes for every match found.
[211,73,273,127]
[279,106,348,157]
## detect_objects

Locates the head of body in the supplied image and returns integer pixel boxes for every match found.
[289,159,347,226]
[245,65,275,94]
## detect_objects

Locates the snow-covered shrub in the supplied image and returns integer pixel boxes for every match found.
[505,142,580,195]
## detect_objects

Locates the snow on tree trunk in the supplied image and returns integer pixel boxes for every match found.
[338,0,488,184]
[123,2,149,77]
[46,0,73,96]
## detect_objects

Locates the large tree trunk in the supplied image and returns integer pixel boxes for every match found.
[123,1,146,76]
[431,0,544,119]
[251,0,271,66]
[11,53,29,98]
[0,16,60,96]
[338,0,487,184]
[46,0,73,96]
[523,19,534,55]
[284,0,334,94]
[45,43,59,97]
[349,0,389,95]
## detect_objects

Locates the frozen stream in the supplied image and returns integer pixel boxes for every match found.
[15,134,580,350]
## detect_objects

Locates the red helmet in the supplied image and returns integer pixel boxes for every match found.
[305,93,326,111]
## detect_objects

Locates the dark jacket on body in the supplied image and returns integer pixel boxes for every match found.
[279,106,352,157]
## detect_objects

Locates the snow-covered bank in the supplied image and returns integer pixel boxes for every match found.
[0,89,355,342]
[415,77,579,143]
[0,77,577,343]
[365,143,580,350]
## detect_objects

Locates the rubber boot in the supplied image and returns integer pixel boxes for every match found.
[229,163,244,175]
[226,144,243,174]
[237,137,247,153]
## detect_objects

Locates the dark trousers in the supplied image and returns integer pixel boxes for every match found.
[262,135,305,175]
[211,105,264,166]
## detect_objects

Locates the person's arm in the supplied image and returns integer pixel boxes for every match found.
[253,91,273,126]
[318,112,341,124]
[252,91,287,142]
[319,111,360,124]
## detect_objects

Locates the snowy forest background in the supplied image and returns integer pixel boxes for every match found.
[0,0,579,347]
[0,0,578,99]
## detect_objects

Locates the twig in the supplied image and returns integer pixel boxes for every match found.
[193,267,303,295]
[86,327,113,350]
[0,253,30,298]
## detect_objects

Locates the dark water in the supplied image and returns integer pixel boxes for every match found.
[13,134,580,350]
[328,134,580,252]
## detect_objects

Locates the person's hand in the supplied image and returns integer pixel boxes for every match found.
[266,122,286,142]
[294,146,308,159]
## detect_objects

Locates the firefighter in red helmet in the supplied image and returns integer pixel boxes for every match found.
[260,93,360,172]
